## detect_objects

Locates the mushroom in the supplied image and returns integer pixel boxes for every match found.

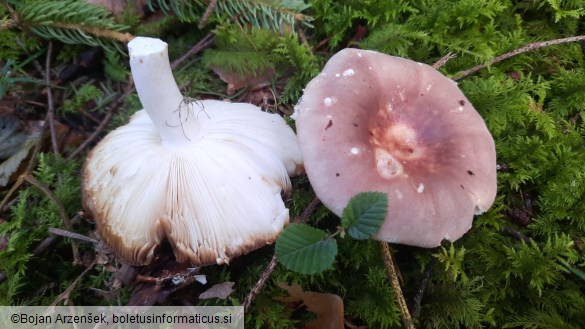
[293,48,496,248]
[82,37,303,266]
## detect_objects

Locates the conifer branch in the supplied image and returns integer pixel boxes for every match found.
[149,0,312,32]
[4,0,132,53]
[454,35,585,80]
[198,0,219,29]
[1,18,16,29]
[50,23,133,43]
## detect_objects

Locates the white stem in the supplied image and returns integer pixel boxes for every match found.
[128,37,192,148]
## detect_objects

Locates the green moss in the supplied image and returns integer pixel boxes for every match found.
[1,0,584,327]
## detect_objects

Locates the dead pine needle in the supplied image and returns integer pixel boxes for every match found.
[380,242,415,329]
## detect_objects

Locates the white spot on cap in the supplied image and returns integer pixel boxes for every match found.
[375,148,404,179]
[368,66,372,70]
[335,73,341,77]
[457,106,464,112]
[417,183,425,193]
[350,147,359,155]
[395,189,404,200]
[386,103,393,112]
[326,114,332,119]
[426,84,432,91]
[357,52,363,57]
[343,69,355,77]
[399,92,406,102]
[324,97,337,107]
[417,62,423,66]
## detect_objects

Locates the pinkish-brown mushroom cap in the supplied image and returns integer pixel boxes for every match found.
[294,48,497,248]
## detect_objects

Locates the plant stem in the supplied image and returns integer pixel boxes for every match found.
[243,197,321,312]
[380,242,415,329]
[453,35,585,80]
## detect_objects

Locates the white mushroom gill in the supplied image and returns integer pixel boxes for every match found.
[83,37,303,266]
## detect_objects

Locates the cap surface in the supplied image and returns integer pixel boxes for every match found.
[294,48,497,247]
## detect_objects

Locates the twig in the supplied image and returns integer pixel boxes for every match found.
[24,175,71,228]
[380,242,415,329]
[50,259,96,306]
[66,86,132,160]
[171,32,215,70]
[411,261,434,319]
[44,42,59,155]
[432,52,456,69]
[198,0,218,29]
[501,226,532,243]
[52,23,133,43]
[243,255,277,312]
[242,196,321,312]
[23,173,80,263]
[344,319,366,329]
[1,0,17,25]
[453,35,585,80]
[48,227,98,244]
[0,175,25,211]
[294,196,321,225]
[33,215,81,256]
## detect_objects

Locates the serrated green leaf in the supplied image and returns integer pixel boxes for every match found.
[341,192,388,240]
[275,224,337,274]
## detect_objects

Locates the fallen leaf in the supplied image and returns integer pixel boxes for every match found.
[211,66,274,95]
[275,283,344,329]
[84,0,146,18]
[0,116,43,186]
[199,281,235,300]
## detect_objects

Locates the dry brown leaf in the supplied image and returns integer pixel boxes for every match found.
[0,117,43,186]
[275,282,344,329]
[210,66,275,95]
[199,281,235,300]
[84,0,146,18]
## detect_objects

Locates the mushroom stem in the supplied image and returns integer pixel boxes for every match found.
[128,37,193,148]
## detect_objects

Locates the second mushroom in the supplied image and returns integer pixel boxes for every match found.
[293,49,497,248]
[82,37,303,266]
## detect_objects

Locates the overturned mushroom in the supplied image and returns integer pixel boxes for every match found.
[82,37,303,266]
[294,48,496,248]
